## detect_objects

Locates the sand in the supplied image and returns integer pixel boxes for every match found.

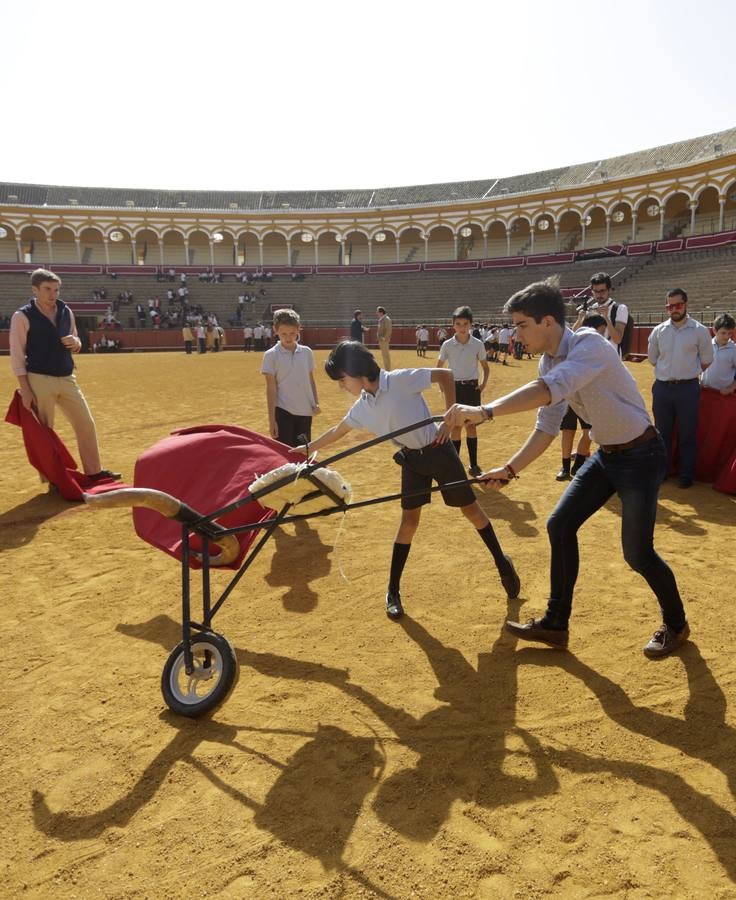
[2,348,735,899]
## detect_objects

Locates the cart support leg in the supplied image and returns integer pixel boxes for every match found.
[181,525,194,674]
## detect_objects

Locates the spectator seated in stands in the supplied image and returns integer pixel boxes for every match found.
[109,271,118,280]
[168,268,176,282]
[94,335,121,352]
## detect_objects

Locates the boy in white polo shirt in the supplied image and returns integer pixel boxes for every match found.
[261,309,320,447]
[437,305,489,477]
[296,340,520,620]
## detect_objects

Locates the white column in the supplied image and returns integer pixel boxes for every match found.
[423,236,429,261]
[659,208,665,240]
[209,241,215,268]
[131,237,137,265]
[103,239,110,266]
[719,197,726,232]
[367,240,372,265]
[506,228,511,256]
[258,240,264,266]
[75,237,82,264]
[630,212,637,241]
[605,216,611,244]
[581,220,587,249]
[529,228,534,254]
[314,240,319,266]
[158,240,164,267]
[395,238,400,263]
[689,201,697,235]
[46,236,54,264]
[16,237,23,262]
[554,223,560,253]
[453,234,458,261]
[483,232,488,258]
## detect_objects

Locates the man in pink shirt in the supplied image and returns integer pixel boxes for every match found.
[9,268,120,483]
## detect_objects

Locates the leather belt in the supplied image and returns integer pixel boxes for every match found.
[661,378,698,385]
[600,425,658,454]
[455,379,479,385]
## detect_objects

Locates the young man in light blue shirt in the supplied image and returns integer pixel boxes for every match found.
[442,277,689,659]
[701,314,736,394]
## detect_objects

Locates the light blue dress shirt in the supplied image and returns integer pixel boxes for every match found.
[647,316,714,381]
[701,338,736,390]
[536,327,652,445]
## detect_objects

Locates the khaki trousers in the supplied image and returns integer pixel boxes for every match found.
[378,338,392,371]
[27,372,102,474]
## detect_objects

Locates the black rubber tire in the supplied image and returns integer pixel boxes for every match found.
[161,631,238,717]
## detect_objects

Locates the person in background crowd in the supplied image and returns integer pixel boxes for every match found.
[376,306,392,369]
[700,313,736,395]
[648,288,714,488]
[350,310,369,343]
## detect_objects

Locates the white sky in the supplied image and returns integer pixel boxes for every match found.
[2,0,733,192]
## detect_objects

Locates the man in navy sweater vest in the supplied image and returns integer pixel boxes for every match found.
[9,269,120,484]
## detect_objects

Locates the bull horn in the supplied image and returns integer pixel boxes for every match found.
[83,488,241,567]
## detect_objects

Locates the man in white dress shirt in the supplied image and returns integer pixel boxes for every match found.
[442,277,689,659]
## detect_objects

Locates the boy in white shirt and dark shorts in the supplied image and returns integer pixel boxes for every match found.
[261,309,320,447]
[297,340,520,620]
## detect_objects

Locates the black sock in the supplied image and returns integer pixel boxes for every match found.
[452,440,462,456]
[467,437,478,467]
[477,523,505,569]
[388,542,411,592]
[561,457,571,474]
[572,453,588,473]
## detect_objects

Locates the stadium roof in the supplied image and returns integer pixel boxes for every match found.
[1,127,734,213]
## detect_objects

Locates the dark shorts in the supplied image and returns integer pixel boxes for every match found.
[499,343,509,353]
[275,407,312,448]
[560,406,591,431]
[455,380,481,406]
[397,441,476,510]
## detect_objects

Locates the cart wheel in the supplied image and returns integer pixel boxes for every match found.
[161,631,238,717]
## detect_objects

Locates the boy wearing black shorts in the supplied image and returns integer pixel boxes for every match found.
[297,341,520,620]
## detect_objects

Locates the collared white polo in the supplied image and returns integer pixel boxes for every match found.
[438,335,486,380]
[701,337,736,390]
[261,342,316,416]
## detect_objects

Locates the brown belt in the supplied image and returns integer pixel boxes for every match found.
[600,425,658,454]
[455,379,479,386]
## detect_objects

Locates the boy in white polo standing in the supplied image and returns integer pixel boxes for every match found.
[261,309,320,447]
[437,305,489,477]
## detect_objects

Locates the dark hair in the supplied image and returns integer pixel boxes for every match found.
[353,309,362,317]
[31,268,60,287]
[590,272,612,289]
[714,313,735,330]
[666,288,688,304]
[504,277,566,327]
[325,340,381,381]
[582,314,607,330]
[377,306,386,314]
[452,305,473,322]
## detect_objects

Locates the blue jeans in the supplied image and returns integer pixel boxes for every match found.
[651,379,701,480]
[545,434,686,630]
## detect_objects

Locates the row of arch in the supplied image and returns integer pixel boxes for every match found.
[2,183,735,266]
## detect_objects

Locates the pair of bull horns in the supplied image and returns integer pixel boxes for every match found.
[83,488,241,566]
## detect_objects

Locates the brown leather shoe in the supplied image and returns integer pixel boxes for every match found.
[505,617,569,649]
[642,622,690,658]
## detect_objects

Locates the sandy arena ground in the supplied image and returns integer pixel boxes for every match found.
[2,347,735,899]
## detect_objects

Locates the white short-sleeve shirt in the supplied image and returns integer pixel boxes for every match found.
[261,343,316,416]
[343,368,438,449]
[438,335,486,380]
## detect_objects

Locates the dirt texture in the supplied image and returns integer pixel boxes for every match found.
[2,348,735,899]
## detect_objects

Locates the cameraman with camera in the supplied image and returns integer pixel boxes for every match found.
[577,272,629,357]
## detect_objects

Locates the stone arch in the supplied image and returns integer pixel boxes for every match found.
[456,221,484,260]
[186,229,211,267]
[134,228,161,266]
[485,220,508,258]
[661,190,691,240]
[0,222,18,262]
[369,228,397,264]
[690,185,720,236]
[161,229,187,266]
[425,224,454,261]
[343,229,369,265]
[632,195,662,241]
[211,230,236,267]
[20,224,51,264]
[558,210,583,253]
[508,216,532,256]
[49,225,78,263]
[262,231,289,266]
[722,177,736,232]
[608,200,634,244]
[79,226,106,264]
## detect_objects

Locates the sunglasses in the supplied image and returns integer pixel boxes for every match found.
[665,302,685,311]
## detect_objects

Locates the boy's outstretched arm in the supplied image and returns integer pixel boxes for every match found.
[294,418,353,456]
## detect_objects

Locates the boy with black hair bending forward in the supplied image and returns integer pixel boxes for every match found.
[296,340,519,620]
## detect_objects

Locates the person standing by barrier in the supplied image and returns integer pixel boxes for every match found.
[9,268,120,483]
[181,323,193,354]
[700,314,736,395]
[648,288,713,488]
[376,306,392,370]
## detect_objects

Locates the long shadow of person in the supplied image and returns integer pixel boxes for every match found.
[264,519,333,612]
[0,492,76,552]
[517,644,736,881]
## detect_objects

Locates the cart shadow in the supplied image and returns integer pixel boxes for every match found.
[37,609,736,884]
[263,519,333,612]
[0,492,74,551]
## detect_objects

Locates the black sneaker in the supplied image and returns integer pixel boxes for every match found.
[555,469,571,482]
[89,469,122,481]
[468,464,483,478]
[385,589,403,621]
[643,623,690,658]
[499,554,521,600]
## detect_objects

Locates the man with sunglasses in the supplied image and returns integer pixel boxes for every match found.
[647,288,714,488]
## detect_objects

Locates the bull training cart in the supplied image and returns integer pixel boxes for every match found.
[85,417,498,718]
